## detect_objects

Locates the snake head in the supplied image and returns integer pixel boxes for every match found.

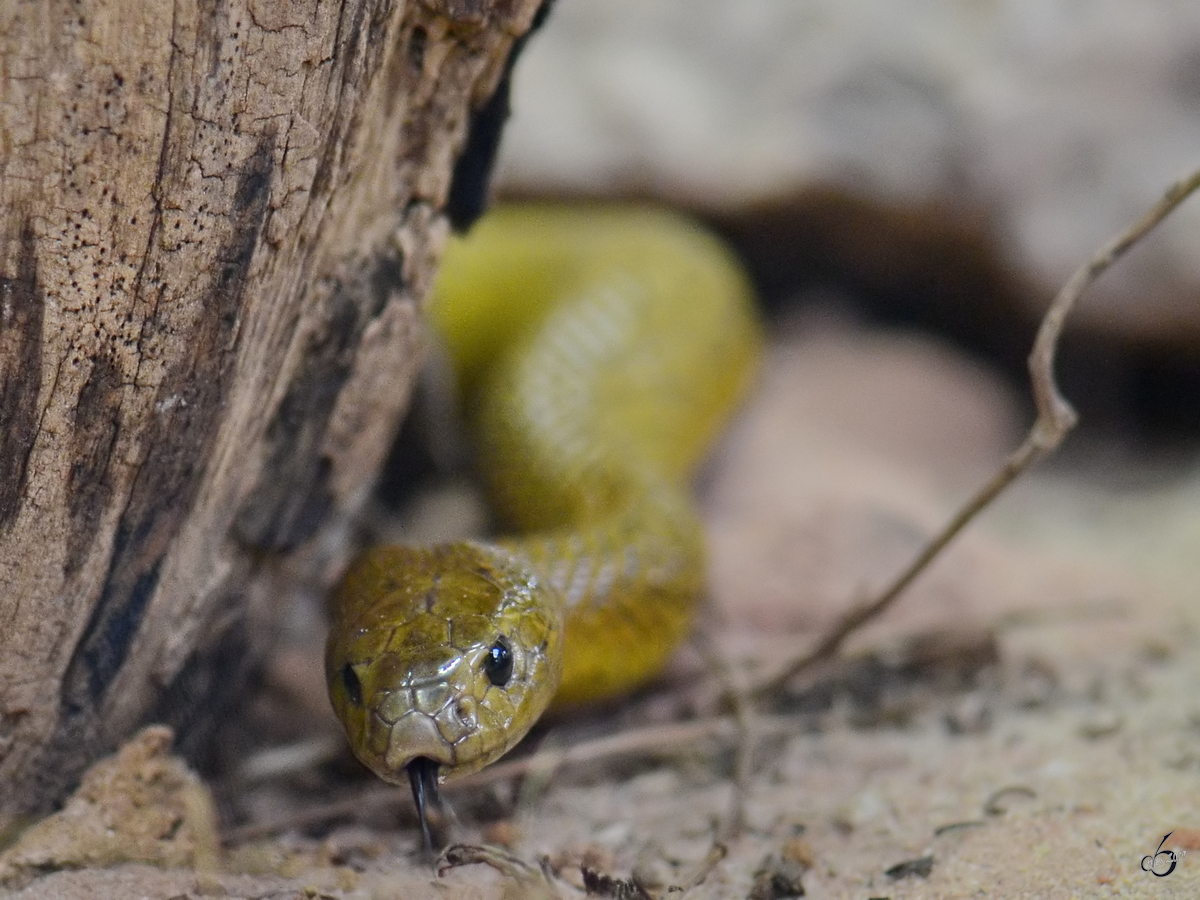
[326,541,564,788]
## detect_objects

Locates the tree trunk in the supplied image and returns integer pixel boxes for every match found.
[0,0,542,817]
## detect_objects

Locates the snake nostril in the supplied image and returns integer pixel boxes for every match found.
[455,697,476,724]
[341,663,363,706]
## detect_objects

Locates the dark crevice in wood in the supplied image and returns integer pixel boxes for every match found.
[65,350,124,577]
[233,240,405,553]
[445,0,555,230]
[0,223,44,530]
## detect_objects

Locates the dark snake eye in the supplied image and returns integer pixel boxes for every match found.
[341,663,363,706]
[483,637,513,687]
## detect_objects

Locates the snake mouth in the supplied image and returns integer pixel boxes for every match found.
[407,756,443,855]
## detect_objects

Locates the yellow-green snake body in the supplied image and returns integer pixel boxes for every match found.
[326,205,761,799]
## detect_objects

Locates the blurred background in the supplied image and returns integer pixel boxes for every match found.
[493,0,1200,446]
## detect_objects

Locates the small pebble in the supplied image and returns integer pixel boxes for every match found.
[482,819,522,849]
[748,853,807,899]
[780,837,815,869]
[546,843,618,890]
[1077,709,1123,740]
[944,692,993,735]
[1012,658,1058,708]
[885,854,934,880]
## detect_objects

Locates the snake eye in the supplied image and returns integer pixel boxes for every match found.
[341,663,363,706]
[482,637,513,687]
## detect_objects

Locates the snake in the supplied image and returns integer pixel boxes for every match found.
[325,204,762,845]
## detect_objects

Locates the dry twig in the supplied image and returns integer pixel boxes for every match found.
[753,167,1200,698]
[691,623,756,842]
[454,714,798,791]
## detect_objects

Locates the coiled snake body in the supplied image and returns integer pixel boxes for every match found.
[326,205,761,835]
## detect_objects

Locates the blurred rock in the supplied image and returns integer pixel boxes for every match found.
[0,727,219,889]
[498,0,1200,348]
[702,322,1165,663]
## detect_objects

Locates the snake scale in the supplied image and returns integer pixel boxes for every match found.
[325,204,761,841]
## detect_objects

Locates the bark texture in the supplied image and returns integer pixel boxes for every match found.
[0,0,542,816]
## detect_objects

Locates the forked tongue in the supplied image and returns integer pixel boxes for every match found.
[407,756,443,856]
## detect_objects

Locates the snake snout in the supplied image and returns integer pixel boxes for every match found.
[386,710,455,771]
[377,660,487,774]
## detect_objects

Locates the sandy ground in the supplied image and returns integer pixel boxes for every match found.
[3,321,1199,899]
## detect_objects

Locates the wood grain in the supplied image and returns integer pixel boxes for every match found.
[0,0,544,815]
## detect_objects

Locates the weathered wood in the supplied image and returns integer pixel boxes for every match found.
[0,0,543,816]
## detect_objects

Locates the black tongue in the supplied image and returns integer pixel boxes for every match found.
[407,756,442,856]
